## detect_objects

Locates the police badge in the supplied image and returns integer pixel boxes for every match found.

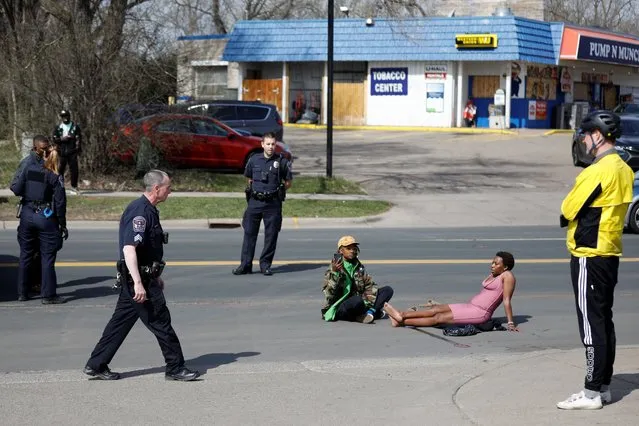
[133,216,146,232]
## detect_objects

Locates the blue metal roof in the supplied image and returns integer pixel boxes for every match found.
[222,16,559,64]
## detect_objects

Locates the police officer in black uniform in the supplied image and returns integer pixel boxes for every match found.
[233,133,292,276]
[10,135,68,304]
[52,110,82,194]
[83,170,199,381]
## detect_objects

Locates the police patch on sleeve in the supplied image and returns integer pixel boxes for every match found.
[134,234,143,243]
[58,175,65,187]
[132,216,146,232]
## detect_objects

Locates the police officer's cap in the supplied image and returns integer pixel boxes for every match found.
[60,110,71,117]
[581,110,621,140]
[337,235,359,249]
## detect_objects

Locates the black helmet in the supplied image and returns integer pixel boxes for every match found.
[60,110,70,117]
[580,110,621,140]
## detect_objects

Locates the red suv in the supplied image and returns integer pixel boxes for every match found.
[112,114,292,171]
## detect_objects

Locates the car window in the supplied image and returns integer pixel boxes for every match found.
[192,119,228,136]
[207,105,238,121]
[623,104,639,114]
[621,119,639,136]
[237,106,269,120]
[155,119,192,133]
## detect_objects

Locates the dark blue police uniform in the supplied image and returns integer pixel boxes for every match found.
[10,157,66,302]
[85,196,188,377]
[236,153,292,274]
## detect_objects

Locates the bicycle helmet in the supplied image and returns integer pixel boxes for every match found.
[580,110,621,140]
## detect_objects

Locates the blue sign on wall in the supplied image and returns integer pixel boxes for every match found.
[577,35,639,67]
[370,68,408,96]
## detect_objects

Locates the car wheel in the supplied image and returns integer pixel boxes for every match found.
[629,202,639,234]
[572,143,585,167]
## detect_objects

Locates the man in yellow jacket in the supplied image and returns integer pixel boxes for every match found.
[557,110,634,410]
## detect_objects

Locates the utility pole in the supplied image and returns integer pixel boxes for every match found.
[326,0,334,178]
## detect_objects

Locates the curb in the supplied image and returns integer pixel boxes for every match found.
[285,123,518,135]
[543,129,574,136]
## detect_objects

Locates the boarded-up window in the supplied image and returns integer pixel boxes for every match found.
[195,67,227,98]
[573,82,590,101]
[472,76,500,98]
[526,77,557,100]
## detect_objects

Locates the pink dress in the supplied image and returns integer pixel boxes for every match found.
[448,274,504,324]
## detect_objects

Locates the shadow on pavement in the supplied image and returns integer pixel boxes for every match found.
[493,314,532,325]
[273,263,324,274]
[60,276,117,301]
[0,255,18,302]
[60,276,114,288]
[119,351,261,379]
[612,373,639,403]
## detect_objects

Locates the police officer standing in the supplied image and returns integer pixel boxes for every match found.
[10,135,68,304]
[52,110,82,195]
[233,133,292,276]
[83,170,199,381]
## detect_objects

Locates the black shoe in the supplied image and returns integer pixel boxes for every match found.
[17,295,28,302]
[232,265,252,275]
[261,267,273,276]
[165,367,200,382]
[83,365,121,380]
[41,296,67,305]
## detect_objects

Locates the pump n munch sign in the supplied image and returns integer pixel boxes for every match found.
[577,35,639,67]
[370,68,408,96]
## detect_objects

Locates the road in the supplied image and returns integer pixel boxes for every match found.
[2,226,639,373]
[285,128,580,195]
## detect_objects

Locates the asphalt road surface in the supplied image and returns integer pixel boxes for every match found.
[1,227,639,374]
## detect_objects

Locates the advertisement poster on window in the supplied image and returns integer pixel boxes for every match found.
[426,83,445,113]
[535,100,548,120]
[528,101,537,120]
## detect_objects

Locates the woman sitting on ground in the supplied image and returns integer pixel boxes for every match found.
[384,251,519,332]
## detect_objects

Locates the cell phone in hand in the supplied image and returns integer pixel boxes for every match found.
[333,252,342,263]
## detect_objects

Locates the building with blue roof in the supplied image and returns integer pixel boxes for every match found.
[177,13,639,129]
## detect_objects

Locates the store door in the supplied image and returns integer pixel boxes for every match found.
[603,85,619,110]
[242,79,283,111]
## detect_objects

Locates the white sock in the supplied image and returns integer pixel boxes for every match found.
[584,389,599,399]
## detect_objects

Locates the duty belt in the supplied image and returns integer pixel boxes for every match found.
[24,200,51,212]
[251,191,278,201]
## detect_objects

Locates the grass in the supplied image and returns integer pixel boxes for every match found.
[0,196,391,220]
[0,143,366,194]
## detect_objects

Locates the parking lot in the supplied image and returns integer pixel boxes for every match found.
[285,127,580,196]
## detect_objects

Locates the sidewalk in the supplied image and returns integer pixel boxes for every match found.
[0,189,565,229]
[0,346,636,424]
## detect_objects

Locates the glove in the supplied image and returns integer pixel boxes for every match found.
[60,226,69,240]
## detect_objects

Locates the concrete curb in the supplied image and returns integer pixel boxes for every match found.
[285,123,518,135]
[544,129,574,136]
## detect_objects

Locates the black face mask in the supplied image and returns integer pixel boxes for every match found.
[62,117,70,123]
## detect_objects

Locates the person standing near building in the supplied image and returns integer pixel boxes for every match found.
[52,110,82,195]
[557,110,634,410]
[11,135,68,304]
[84,170,199,381]
[232,133,292,276]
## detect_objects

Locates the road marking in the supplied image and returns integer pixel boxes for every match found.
[3,258,639,267]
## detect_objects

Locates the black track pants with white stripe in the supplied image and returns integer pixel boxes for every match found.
[570,255,618,392]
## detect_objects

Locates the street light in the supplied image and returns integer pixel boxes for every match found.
[327,0,334,177]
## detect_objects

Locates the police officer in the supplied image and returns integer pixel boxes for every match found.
[52,110,82,194]
[233,133,292,276]
[10,135,68,304]
[83,170,199,381]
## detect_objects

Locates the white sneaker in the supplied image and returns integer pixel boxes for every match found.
[600,389,611,404]
[556,391,602,410]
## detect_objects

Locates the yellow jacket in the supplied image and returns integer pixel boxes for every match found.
[561,151,634,257]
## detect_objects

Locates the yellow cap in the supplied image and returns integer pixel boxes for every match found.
[337,235,359,249]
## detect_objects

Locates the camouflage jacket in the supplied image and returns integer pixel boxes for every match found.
[321,258,379,317]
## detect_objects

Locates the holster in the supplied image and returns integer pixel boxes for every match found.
[278,183,287,202]
[245,185,251,202]
[15,203,22,219]
[113,259,128,290]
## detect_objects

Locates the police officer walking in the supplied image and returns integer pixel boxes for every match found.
[233,133,292,276]
[10,135,68,304]
[83,170,199,381]
[52,110,82,195]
